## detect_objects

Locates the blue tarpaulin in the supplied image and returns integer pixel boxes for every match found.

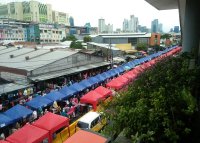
[44,91,66,101]
[88,76,101,84]
[114,66,125,73]
[101,72,112,79]
[4,104,33,123]
[107,69,118,77]
[69,82,86,92]
[59,86,77,98]
[25,96,53,110]
[0,113,13,128]
[94,74,106,83]
[79,79,93,89]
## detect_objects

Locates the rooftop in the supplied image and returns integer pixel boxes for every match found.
[0,46,78,71]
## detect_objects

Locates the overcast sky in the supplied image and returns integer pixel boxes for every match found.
[1,0,180,32]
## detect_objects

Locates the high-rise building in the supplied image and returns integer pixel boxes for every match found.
[174,26,180,33]
[122,19,129,32]
[107,23,113,33]
[69,16,74,26]
[98,18,105,33]
[0,1,70,25]
[158,23,163,33]
[52,11,69,26]
[151,19,159,33]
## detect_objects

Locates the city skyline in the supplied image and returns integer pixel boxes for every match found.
[0,0,180,32]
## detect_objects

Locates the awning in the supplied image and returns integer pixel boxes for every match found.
[80,91,104,111]
[25,96,53,110]
[29,62,110,82]
[59,86,77,98]
[79,79,93,89]
[32,112,69,143]
[94,86,112,98]
[44,91,66,101]
[4,104,33,123]
[6,124,50,143]
[0,113,13,128]
[68,82,86,92]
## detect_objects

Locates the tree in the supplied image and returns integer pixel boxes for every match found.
[61,37,67,42]
[83,36,92,43]
[161,34,172,39]
[66,35,77,41]
[70,41,83,49]
[136,43,148,51]
[102,55,199,143]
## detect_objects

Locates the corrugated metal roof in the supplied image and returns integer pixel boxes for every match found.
[0,46,78,71]
[29,62,110,81]
[0,83,32,94]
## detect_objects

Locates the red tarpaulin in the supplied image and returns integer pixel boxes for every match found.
[106,79,125,91]
[115,76,129,85]
[32,112,69,143]
[64,130,109,143]
[94,86,112,98]
[80,90,104,111]
[0,141,10,143]
[122,71,137,81]
[6,124,49,143]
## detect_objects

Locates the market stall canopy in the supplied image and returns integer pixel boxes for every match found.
[25,96,53,110]
[0,113,13,129]
[6,124,49,143]
[94,86,112,98]
[44,91,66,101]
[4,104,33,123]
[87,76,101,85]
[59,86,77,97]
[0,140,10,143]
[32,112,69,143]
[106,79,125,90]
[80,90,104,110]
[79,79,94,89]
[64,130,109,143]
[68,82,86,92]
[95,74,107,82]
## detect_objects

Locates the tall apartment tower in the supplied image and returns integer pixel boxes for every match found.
[123,19,129,32]
[151,19,159,33]
[98,18,105,33]
[128,15,138,32]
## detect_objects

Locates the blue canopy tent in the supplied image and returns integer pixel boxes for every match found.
[107,69,118,77]
[25,96,53,110]
[69,82,86,92]
[59,86,77,98]
[44,91,66,102]
[79,79,94,89]
[94,74,107,83]
[114,66,125,73]
[0,113,13,128]
[101,72,112,79]
[4,104,33,123]
[88,76,101,84]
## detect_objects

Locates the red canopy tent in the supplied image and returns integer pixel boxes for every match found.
[6,124,49,143]
[0,141,10,143]
[122,71,137,81]
[94,86,112,98]
[106,79,125,91]
[64,130,109,143]
[80,90,104,111]
[32,112,69,143]
[141,62,151,70]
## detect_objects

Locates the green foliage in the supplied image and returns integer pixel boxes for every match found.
[66,35,77,41]
[102,55,200,143]
[161,34,172,39]
[136,43,148,51]
[83,36,92,43]
[70,41,83,49]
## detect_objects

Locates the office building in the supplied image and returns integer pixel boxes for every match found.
[174,26,180,33]
[123,19,129,32]
[158,23,163,33]
[0,1,69,25]
[151,19,159,33]
[52,11,69,26]
[98,18,105,33]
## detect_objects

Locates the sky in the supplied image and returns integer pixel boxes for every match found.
[0,0,180,32]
